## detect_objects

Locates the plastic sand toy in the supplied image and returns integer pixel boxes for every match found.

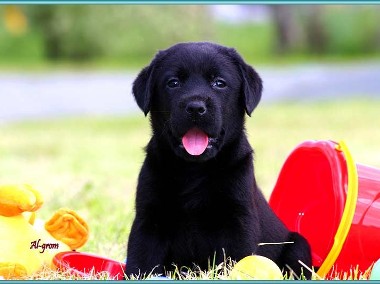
[270,140,380,278]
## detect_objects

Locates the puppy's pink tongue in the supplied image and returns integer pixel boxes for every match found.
[182,128,209,156]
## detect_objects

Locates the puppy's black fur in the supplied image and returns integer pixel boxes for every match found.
[126,42,311,278]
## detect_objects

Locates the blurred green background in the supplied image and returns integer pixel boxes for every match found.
[2,5,380,69]
[1,5,380,267]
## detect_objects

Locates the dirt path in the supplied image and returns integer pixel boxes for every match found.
[1,62,380,123]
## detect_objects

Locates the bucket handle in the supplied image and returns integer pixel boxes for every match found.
[317,141,359,277]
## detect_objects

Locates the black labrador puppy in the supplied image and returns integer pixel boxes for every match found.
[126,42,311,278]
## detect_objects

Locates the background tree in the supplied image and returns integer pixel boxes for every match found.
[269,5,303,54]
[24,5,213,61]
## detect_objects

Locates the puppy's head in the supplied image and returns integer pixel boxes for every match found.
[132,42,262,162]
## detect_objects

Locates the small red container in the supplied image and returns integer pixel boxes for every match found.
[53,251,126,280]
[269,140,380,277]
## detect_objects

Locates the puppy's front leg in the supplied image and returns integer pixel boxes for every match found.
[279,232,312,279]
[125,219,168,278]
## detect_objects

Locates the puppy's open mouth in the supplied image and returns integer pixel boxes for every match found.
[173,126,223,160]
[181,128,209,156]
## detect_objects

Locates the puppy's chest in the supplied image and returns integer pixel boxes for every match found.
[154,193,233,243]
[153,183,239,263]
[147,165,244,230]
[161,172,226,212]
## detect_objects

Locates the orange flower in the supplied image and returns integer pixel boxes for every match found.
[45,208,89,250]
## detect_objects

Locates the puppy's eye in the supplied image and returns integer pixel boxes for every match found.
[167,78,180,88]
[212,79,227,89]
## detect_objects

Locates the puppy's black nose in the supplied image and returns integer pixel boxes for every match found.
[186,101,207,116]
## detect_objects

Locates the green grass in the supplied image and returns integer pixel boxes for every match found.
[0,115,149,262]
[1,99,379,279]
[249,99,380,198]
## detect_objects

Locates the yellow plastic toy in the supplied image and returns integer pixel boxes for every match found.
[0,184,89,279]
[230,255,283,280]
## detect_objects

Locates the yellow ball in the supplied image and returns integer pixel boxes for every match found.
[230,255,283,280]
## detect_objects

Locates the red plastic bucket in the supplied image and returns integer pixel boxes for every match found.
[53,251,126,280]
[269,140,380,277]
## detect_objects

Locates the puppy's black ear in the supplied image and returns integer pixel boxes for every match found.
[228,48,263,116]
[239,63,263,116]
[132,65,154,116]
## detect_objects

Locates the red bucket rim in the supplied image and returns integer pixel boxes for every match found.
[53,251,126,280]
[269,140,358,276]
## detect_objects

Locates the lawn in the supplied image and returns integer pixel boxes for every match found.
[1,98,379,279]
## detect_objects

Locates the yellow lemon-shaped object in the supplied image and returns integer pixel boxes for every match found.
[0,184,43,217]
[230,255,283,280]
